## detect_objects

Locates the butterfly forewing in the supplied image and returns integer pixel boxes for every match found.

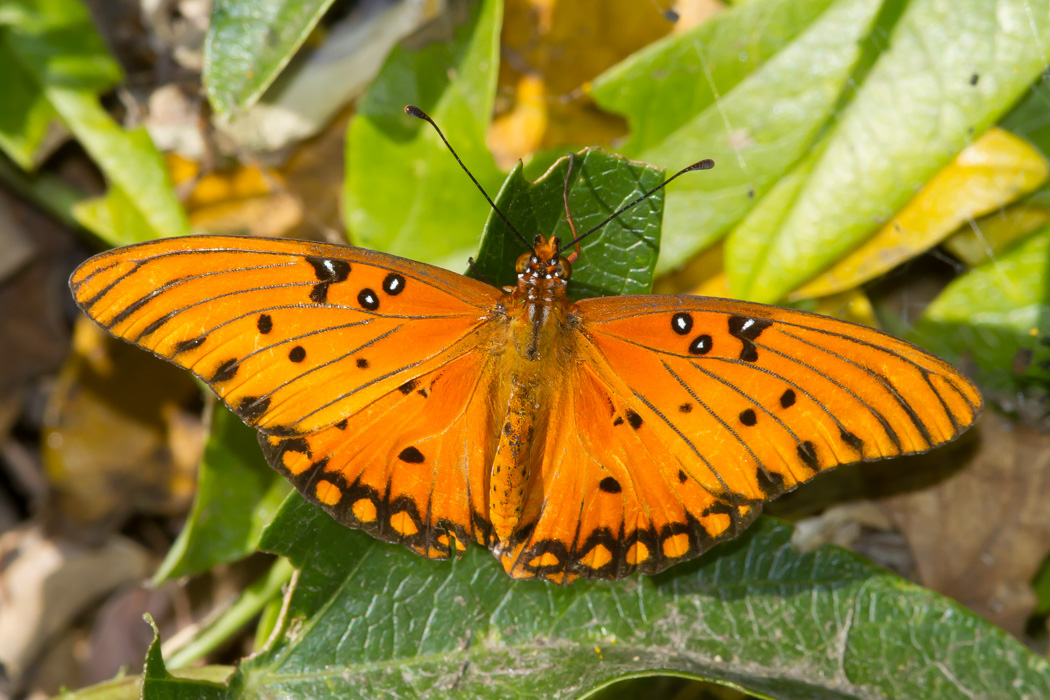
[70,236,502,436]
[577,295,981,499]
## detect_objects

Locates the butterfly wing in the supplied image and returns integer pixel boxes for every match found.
[260,347,503,558]
[71,235,508,560]
[70,235,503,436]
[499,294,980,582]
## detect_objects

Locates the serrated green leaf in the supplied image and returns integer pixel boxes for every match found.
[204,0,338,118]
[737,0,1050,302]
[4,0,189,241]
[229,493,1050,698]
[153,406,291,584]
[912,226,1050,394]
[471,149,665,300]
[343,0,502,269]
[592,0,884,274]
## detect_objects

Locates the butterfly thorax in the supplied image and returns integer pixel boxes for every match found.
[489,235,577,543]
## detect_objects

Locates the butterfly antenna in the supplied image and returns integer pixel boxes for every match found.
[557,158,715,256]
[404,105,531,250]
[562,153,583,263]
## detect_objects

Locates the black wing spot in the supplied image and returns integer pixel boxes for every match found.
[257,314,273,334]
[239,396,270,423]
[383,273,406,295]
[418,388,429,398]
[288,346,306,363]
[336,419,348,430]
[356,357,369,369]
[625,410,643,429]
[310,283,329,303]
[305,256,351,283]
[678,403,692,413]
[598,477,622,494]
[358,288,379,311]
[175,336,206,354]
[398,446,425,463]
[840,428,863,452]
[780,389,796,408]
[212,358,239,383]
[398,379,418,395]
[677,470,688,483]
[728,315,773,362]
[613,416,625,426]
[797,441,819,471]
[739,408,757,426]
[688,334,712,355]
[756,468,785,497]
[671,312,693,335]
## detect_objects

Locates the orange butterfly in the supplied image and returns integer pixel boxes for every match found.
[70,110,980,584]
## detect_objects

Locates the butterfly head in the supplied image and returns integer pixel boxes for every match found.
[516,234,572,284]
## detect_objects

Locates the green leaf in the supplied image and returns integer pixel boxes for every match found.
[229,493,1050,698]
[343,0,502,269]
[734,0,1050,302]
[592,0,884,273]
[141,615,231,700]
[1001,76,1050,209]
[153,406,291,584]
[912,225,1050,394]
[0,0,121,169]
[1034,552,1050,616]
[0,34,56,170]
[1002,76,1050,160]
[204,0,338,119]
[471,149,665,300]
[4,0,190,241]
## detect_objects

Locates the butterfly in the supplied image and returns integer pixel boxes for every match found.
[69,110,981,584]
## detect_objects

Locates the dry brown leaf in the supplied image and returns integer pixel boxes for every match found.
[490,0,682,165]
[0,525,151,683]
[883,413,1050,637]
[41,318,203,536]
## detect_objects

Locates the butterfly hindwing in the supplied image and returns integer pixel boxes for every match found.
[70,235,502,436]
[497,359,759,582]
[259,349,502,559]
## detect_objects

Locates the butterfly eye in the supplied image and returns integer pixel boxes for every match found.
[515,252,531,275]
[554,257,572,280]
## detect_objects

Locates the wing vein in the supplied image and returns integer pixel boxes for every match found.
[771,330,934,447]
[661,361,773,490]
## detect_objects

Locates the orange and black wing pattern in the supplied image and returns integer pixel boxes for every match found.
[496,295,980,582]
[70,235,502,436]
[71,235,508,559]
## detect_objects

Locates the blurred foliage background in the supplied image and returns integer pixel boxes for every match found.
[2,0,1050,698]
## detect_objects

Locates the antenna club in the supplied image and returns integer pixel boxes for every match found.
[405,104,428,120]
[691,158,715,171]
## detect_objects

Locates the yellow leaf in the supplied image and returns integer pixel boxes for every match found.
[166,153,304,238]
[942,204,1050,267]
[809,288,878,328]
[790,127,1049,300]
